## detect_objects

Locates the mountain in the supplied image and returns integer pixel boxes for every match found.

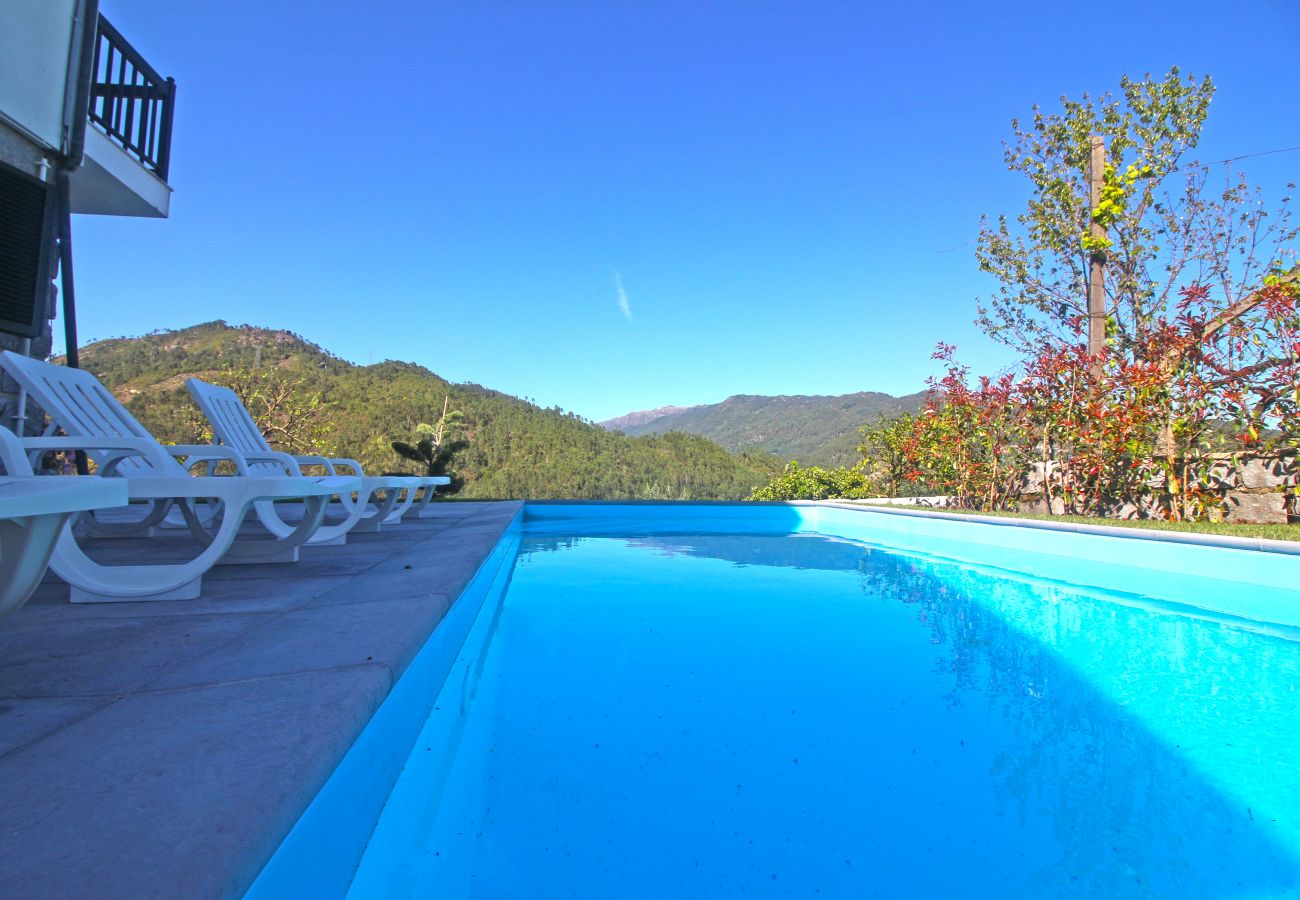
[73,321,779,500]
[602,391,929,467]
[601,405,697,431]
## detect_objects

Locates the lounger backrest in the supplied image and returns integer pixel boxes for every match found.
[185,378,283,474]
[0,351,182,477]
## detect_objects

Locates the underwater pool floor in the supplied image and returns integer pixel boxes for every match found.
[348,532,1300,898]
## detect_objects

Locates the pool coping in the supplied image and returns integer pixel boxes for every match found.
[814,501,1300,556]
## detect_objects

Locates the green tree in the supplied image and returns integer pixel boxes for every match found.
[976,68,1294,358]
[857,413,920,497]
[974,69,1297,519]
[750,461,873,501]
[187,365,336,456]
[392,396,468,491]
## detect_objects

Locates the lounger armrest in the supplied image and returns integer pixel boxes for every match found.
[291,455,338,475]
[20,436,160,456]
[95,449,144,476]
[18,436,171,472]
[241,450,303,476]
[163,444,251,476]
[324,457,366,476]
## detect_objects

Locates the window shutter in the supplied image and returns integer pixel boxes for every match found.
[0,160,57,339]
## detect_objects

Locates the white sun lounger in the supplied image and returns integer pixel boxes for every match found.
[0,351,362,602]
[185,377,445,537]
[0,426,130,619]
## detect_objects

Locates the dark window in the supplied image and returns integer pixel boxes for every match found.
[0,161,56,339]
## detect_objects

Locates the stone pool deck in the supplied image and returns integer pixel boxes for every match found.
[0,500,521,899]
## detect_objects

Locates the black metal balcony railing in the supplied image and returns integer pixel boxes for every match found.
[87,15,175,182]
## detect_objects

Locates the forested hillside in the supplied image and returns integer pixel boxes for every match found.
[604,391,927,467]
[75,322,779,500]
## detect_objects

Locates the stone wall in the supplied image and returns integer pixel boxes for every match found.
[1017,454,1296,525]
[1227,455,1296,525]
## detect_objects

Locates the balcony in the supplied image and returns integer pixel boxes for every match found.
[69,13,175,218]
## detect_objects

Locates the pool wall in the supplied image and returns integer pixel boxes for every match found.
[808,504,1300,627]
[246,501,1300,896]
[244,513,522,899]
[527,502,1300,628]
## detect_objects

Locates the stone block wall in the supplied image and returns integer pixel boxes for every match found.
[1016,454,1296,525]
[1226,455,1296,525]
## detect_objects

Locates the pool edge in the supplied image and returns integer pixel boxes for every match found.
[242,507,524,899]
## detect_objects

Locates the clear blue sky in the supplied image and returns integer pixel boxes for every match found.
[70,0,1299,421]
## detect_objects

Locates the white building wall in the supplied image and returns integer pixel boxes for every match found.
[0,0,79,153]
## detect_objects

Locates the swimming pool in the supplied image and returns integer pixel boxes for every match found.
[250,504,1300,897]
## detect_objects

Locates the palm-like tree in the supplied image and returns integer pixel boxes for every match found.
[392,396,467,493]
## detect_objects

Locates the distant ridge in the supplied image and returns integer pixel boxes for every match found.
[601,405,695,431]
[601,390,928,467]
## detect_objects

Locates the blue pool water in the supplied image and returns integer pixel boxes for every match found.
[347,528,1300,898]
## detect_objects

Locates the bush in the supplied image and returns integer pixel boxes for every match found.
[750,461,874,501]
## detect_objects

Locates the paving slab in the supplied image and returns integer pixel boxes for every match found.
[0,668,392,900]
[0,611,262,699]
[19,573,346,618]
[148,593,453,691]
[0,500,522,899]
[0,695,111,757]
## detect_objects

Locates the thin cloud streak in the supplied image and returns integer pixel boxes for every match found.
[614,270,632,321]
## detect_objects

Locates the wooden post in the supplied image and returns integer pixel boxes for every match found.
[1087,135,1107,375]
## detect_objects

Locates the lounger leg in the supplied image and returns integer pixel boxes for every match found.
[253,492,367,546]
[49,512,229,603]
[80,498,172,538]
[48,492,320,602]
[182,496,331,565]
[382,485,421,526]
[346,488,401,534]
[0,513,73,620]
[154,497,224,533]
[415,485,441,518]
[68,575,203,603]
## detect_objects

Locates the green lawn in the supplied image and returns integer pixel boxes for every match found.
[855,504,1299,543]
